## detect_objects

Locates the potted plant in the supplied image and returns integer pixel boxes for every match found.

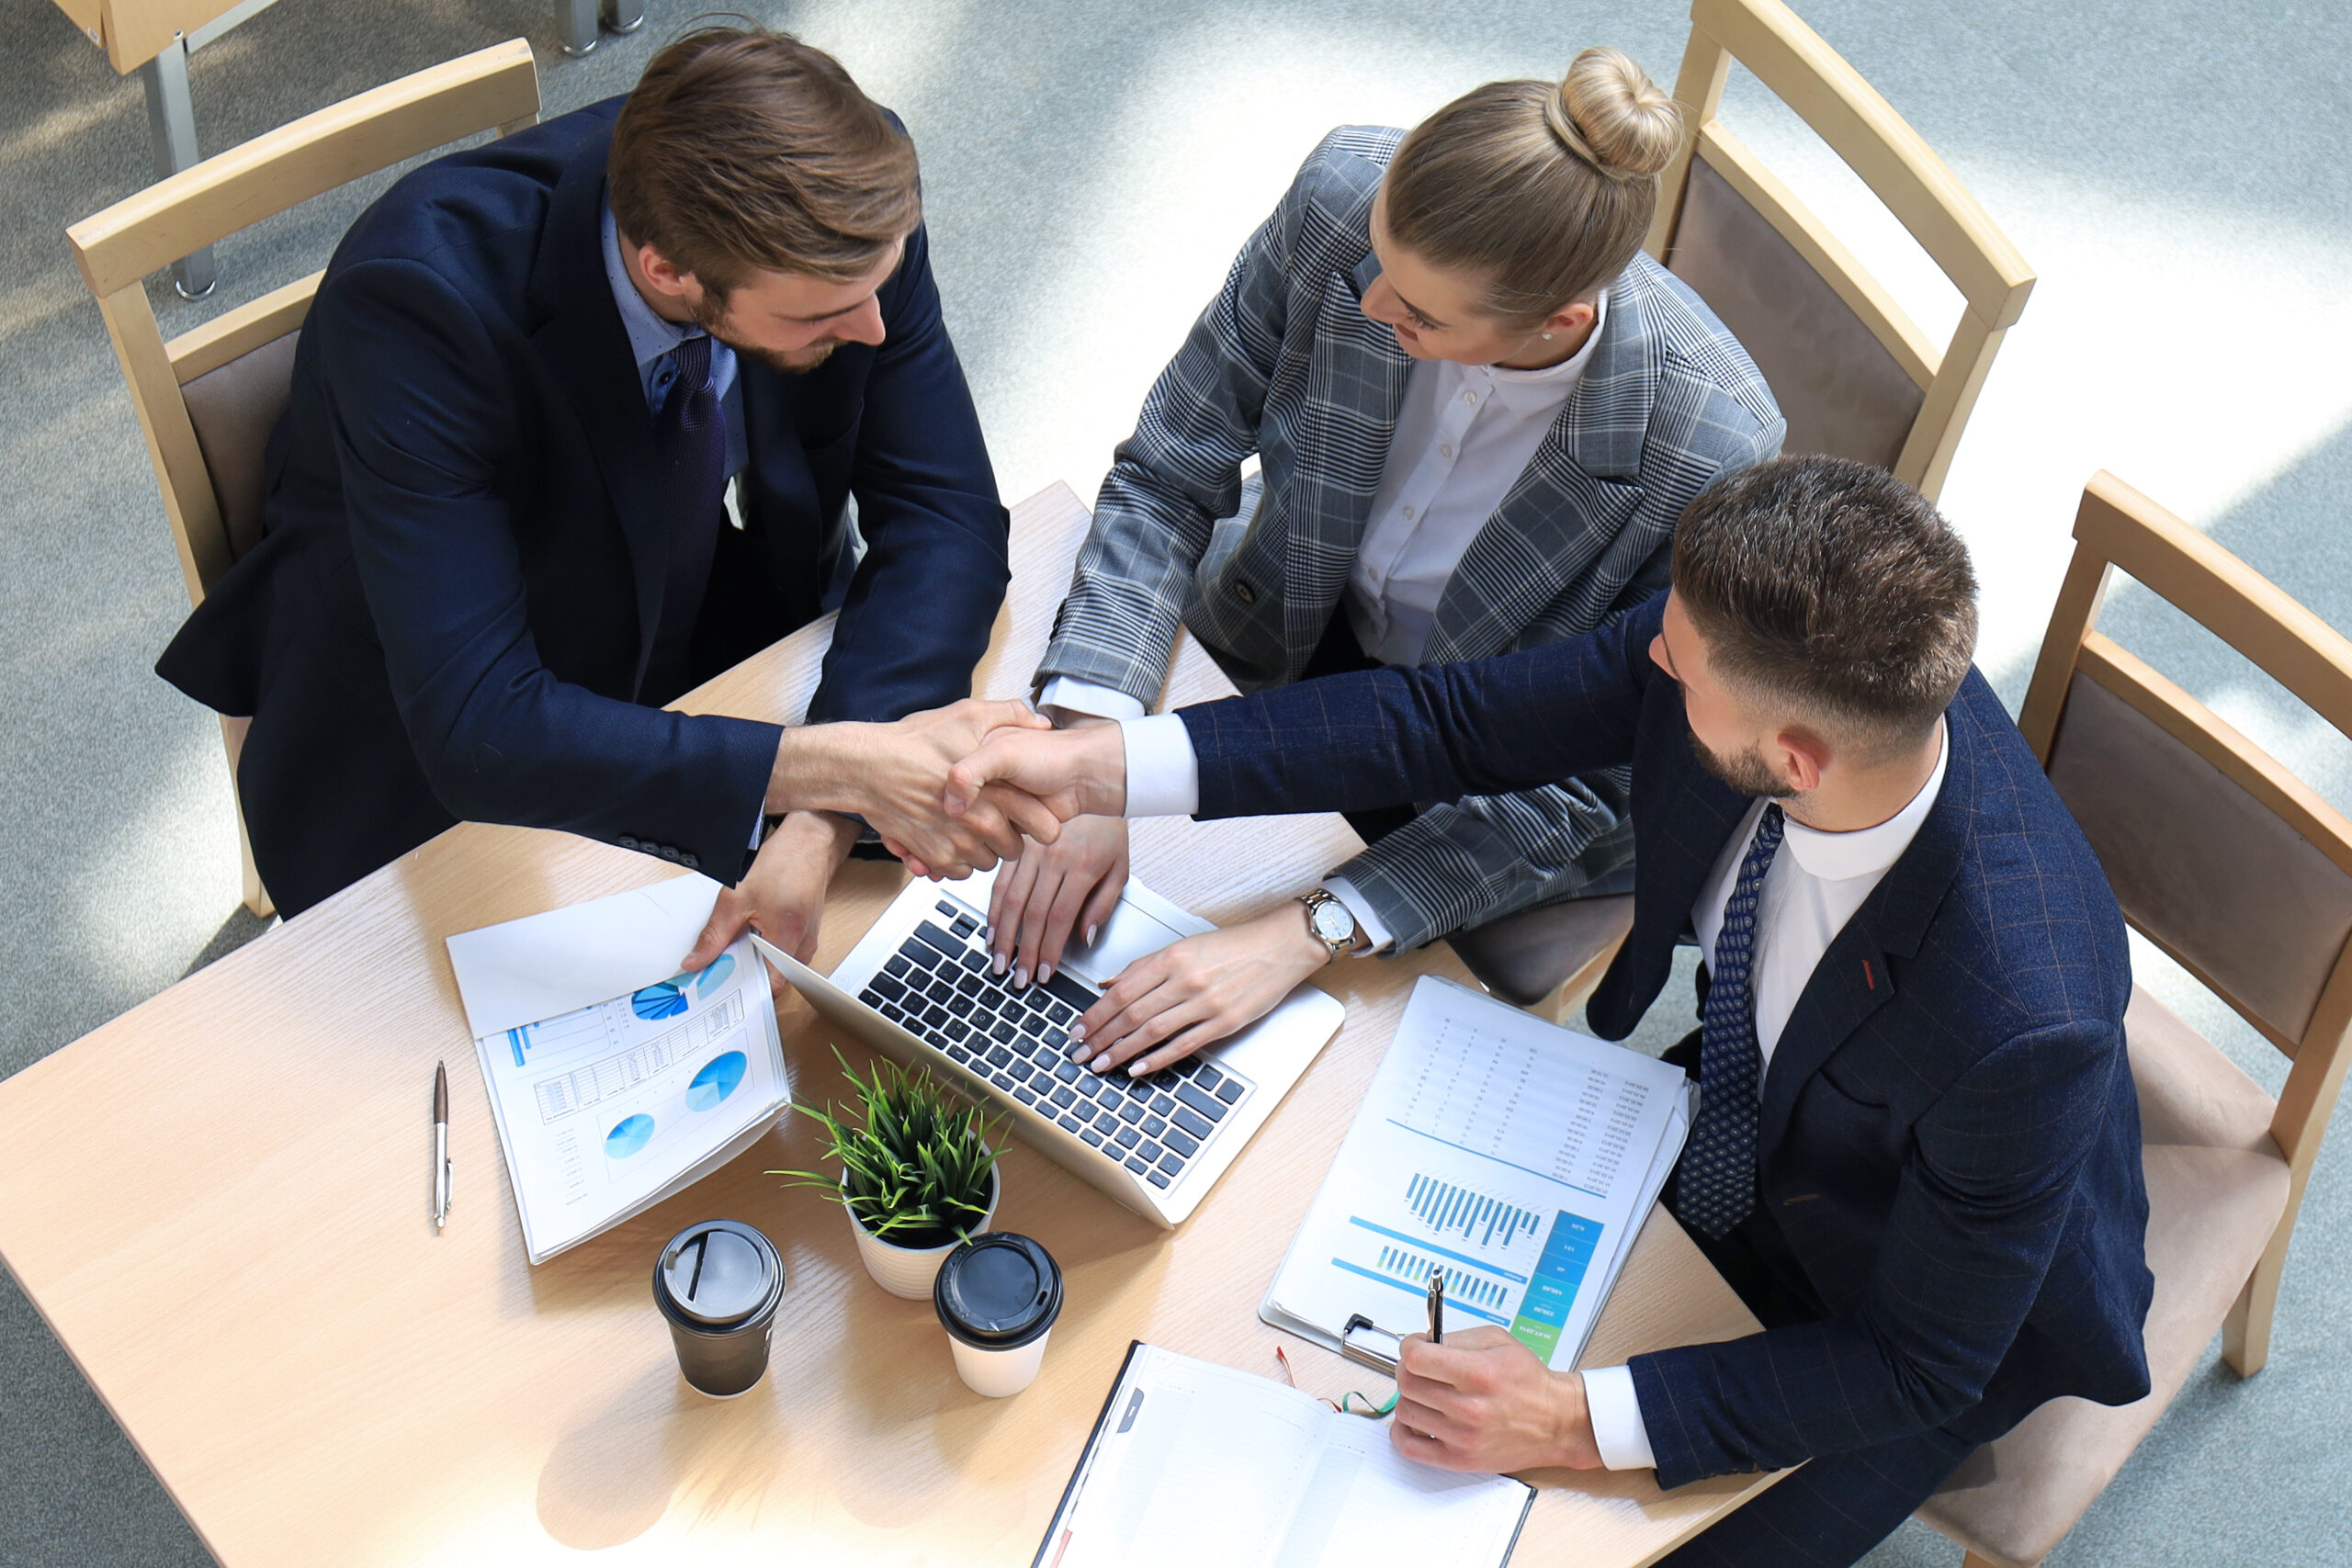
[775,1049,1007,1300]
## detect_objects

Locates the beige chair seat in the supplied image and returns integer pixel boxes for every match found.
[1447,894,1635,1011]
[1920,988,2290,1568]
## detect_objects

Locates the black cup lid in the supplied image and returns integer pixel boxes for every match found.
[657,1220,779,1325]
[933,1232,1063,1348]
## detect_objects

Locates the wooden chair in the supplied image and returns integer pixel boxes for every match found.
[1450,0,2037,1020]
[67,39,542,919]
[1917,471,2352,1568]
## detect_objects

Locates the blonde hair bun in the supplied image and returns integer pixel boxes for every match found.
[1546,46,1682,181]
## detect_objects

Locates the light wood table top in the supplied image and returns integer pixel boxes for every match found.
[0,484,1775,1566]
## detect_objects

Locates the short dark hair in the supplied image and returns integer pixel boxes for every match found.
[608,28,921,299]
[1671,456,1977,762]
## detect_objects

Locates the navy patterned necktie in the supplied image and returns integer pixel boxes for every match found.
[1676,803,1788,1241]
[641,332,726,706]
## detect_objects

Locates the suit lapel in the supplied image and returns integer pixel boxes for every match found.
[1280,246,1410,657]
[526,125,668,697]
[1423,264,1661,662]
[1757,704,1976,1161]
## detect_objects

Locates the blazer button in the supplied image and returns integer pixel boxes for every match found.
[1234,581,1257,605]
[661,846,680,862]
[681,854,699,870]
[618,836,639,852]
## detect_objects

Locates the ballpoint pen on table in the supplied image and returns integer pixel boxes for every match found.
[432,1061,453,1232]
[1427,1268,1444,1345]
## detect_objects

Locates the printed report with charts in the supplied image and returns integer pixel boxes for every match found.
[445,874,789,1264]
[1262,976,1692,1369]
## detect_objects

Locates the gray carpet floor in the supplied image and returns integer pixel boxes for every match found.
[3,0,2348,1562]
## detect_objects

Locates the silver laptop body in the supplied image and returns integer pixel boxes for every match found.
[753,867,1343,1227]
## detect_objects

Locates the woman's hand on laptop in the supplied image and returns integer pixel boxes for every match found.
[1067,905,1329,1077]
[987,816,1129,988]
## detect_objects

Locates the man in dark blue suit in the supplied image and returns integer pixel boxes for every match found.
[159,28,1043,953]
[945,456,2153,1566]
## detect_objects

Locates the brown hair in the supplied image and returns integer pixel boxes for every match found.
[1672,456,1978,762]
[1382,47,1684,329]
[608,27,921,299]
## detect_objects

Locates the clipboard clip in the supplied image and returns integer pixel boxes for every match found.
[1340,1314,1404,1377]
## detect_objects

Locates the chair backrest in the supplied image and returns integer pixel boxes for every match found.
[2020,471,2352,1177]
[1645,0,2033,501]
[67,38,541,610]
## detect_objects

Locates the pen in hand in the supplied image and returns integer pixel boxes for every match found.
[1427,1267,1444,1346]
[432,1061,453,1233]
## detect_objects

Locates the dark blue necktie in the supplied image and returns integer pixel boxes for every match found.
[641,333,726,706]
[1676,803,1788,1241]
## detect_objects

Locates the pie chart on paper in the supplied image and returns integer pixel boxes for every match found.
[605,1113,656,1159]
[632,978,689,1021]
[685,1050,748,1111]
[693,952,737,998]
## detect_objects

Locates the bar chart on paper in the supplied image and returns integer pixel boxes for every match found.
[1264,976,1690,1369]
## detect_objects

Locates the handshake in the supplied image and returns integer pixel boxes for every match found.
[767,697,1133,878]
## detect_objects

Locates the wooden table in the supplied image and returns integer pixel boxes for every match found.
[0,484,1777,1566]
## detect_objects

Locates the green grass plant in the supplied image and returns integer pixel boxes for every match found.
[773,1047,1006,1250]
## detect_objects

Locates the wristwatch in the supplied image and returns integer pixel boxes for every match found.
[1297,888,1360,964]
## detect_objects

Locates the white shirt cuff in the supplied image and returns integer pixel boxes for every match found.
[1116,713,1200,818]
[749,807,769,851]
[1580,1365,1657,1470]
[1037,677,1148,725]
[1317,876,1396,953]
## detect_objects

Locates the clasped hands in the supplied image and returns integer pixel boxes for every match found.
[684,698,1096,978]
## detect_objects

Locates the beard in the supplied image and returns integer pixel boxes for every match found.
[688,291,841,374]
[1690,730,1798,798]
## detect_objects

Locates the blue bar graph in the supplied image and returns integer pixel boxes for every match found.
[1407,1172,1543,1250]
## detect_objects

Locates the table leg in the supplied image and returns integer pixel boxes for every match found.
[140,34,217,300]
[603,0,647,35]
[558,0,599,56]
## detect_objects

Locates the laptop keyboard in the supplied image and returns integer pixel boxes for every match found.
[856,901,1253,1190]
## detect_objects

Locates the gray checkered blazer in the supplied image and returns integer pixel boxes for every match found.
[1035,127,1783,950]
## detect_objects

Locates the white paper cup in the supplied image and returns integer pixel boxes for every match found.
[933,1233,1063,1399]
[948,1325,1054,1397]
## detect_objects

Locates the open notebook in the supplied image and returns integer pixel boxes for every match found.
[1037,1343,1532,1568]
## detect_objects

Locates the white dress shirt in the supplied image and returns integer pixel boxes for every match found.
[1119,714,1950,1469]
[1049,297,1607,945]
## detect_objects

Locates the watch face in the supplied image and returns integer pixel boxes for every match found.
[1310,901,1354,944]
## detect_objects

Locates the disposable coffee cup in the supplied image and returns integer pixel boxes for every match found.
[933,1232,1064,1397]
[652,1219,784,1398]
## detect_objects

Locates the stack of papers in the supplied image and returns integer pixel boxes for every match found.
[1262,976,1691,1370]
[445,874,789,1264]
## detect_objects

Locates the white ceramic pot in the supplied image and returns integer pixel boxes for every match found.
[845,1165,1000,1301]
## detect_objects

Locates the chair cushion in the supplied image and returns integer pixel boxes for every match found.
[2124,986,2279,1154]
[1446,894,1634,1008]
[181,330,300,560]
[1918,1141,2289,1567]
[1664,154,1925,472]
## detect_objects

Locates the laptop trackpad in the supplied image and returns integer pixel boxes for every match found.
[1065,898,1189,988]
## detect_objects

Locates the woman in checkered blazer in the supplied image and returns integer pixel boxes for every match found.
[998,48,1784,1075]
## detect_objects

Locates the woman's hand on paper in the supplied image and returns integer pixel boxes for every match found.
[684,811,856,996]
[1391,1328,1603,1473]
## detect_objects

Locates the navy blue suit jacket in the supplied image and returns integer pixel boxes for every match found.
[1178,592,2153,1487]
[158,99,1007,916]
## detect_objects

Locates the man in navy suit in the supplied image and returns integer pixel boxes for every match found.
[159,27,1042,954]
[944,456,2153,1566]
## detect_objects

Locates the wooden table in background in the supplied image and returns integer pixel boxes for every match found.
[0,484,1777,1565]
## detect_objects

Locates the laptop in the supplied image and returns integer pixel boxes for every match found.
[752,867,1344,1227]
